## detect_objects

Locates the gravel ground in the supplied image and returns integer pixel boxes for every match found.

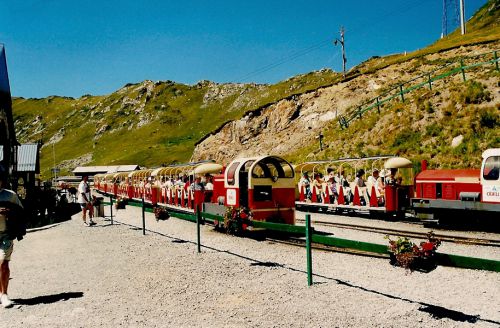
[1,203,499,327]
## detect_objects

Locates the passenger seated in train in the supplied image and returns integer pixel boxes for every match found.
[336,170,351,204]
[327,167,335,181]
[367,168,384,205]
[385,168,399,186]
[327,175,338,204]
[367,168,379,187]
[191,176,205,191]
[354,169,367,205]
[355,169,366,188]
[312,173,324,203]
[204,174,214,202]
[376,169,387,205]
[299,172,312,200]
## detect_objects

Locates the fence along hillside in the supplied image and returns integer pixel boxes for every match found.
[338,50,500,129]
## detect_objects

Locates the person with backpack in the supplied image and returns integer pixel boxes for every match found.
[0,165,25,308]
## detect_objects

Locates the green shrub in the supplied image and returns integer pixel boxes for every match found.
[460,80,491,104]
[392,130,421,148]
[425,123,441,137]
[424,101,434,114]
[478,107,499,128]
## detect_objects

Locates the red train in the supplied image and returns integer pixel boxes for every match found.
[94,149,500,226]
[94,156,297,225]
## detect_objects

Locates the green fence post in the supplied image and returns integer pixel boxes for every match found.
[494,51,499,71]
[305,213,313,286]
[460,60,466,81]
[142,198,146,235]
[376,97,381,114]
[196,206,201,253]
[110,196,113,224]
[399,85,405,102]
[358,107,362,120]
[427,74,432,90]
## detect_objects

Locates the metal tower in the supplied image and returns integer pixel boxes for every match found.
[441,0,461,37]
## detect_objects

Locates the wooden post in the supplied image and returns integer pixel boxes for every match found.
[376,97,381,114]
[305,214,313,286]
[399,85,405,102]
[427,74,432,90]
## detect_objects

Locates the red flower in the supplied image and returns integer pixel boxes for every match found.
[421,242,435,252]
[240,212,248,219]
[242,224,248,230]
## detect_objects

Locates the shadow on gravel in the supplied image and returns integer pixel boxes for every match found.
[250,261,280,267]
[418,305,479,323]
[171,240,189,244]
[107,219,500,326]
[90,223,115,228]
[13,292,84,306]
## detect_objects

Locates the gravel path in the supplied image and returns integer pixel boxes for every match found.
[1,204,499,327]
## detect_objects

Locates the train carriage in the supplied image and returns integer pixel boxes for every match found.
[295,155,414,217]
[412,148,500,223]
[221,155,296,224]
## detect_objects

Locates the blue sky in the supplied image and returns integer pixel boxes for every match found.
[0,0,488,98]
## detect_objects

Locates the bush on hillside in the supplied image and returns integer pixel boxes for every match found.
[478,107,499,128]
[460,81,491,104]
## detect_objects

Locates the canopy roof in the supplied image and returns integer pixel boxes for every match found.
[151,160,216,177]
[294,155,396,173]
[384,157,413,169]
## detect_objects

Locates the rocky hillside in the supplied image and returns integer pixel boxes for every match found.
[13,0,500,177]
[13,71,341,178]
[191,43,500,169]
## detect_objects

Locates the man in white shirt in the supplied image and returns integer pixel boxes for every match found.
[78,176,95,226]
[0,166,24,308]
[367,169,380,187]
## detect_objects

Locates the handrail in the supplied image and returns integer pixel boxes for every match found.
[339,50,500,128]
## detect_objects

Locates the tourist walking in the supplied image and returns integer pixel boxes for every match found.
[78,176,95,226]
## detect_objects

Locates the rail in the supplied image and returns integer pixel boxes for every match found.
[338,49,500,128]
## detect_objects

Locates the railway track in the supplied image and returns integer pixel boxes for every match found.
[266,236,389,258]
[296,219,500,248]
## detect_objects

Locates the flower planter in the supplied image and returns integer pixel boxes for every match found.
[389,252,437,273]
[115,202,126,210]
[412,255,437,273]
[154,207,170,221]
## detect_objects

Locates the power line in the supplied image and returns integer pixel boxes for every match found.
[236,0,434,82]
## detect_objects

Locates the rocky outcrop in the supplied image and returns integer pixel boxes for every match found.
[191,43,500,164]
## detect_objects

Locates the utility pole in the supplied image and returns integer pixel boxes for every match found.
[459,0,466,35]
[334,26,347,78]
[318,132,324,151]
